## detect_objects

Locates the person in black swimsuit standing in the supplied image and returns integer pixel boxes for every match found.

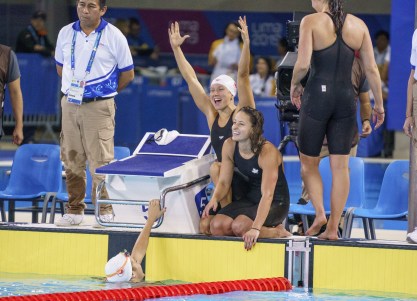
[290,0,385,240]
[203,107,291,250]
[169,17,255,234]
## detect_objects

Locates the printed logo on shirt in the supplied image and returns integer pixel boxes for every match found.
[251,168,259,174]
[219,136,224,140]
[321,85,327,92]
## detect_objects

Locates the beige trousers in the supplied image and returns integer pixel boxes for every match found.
[60,96,115,215]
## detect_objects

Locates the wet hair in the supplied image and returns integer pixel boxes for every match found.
[328,0,345,31]
[239,107,266,155]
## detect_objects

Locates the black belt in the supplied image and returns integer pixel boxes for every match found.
[82,96,113,103]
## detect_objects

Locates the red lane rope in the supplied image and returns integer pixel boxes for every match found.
[2,277,291,301]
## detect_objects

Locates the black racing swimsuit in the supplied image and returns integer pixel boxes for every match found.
[217,143,290,227]
[297,12,356,156]
[210,111,234,162]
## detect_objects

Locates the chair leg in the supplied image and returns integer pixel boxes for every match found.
[49,195,60,224]
[363,218,371,239]
[301,215,310,232]
[0,201,5,222]
[342,208,354,238]
[9,201,15,222]
[369,219,376,240]
[42,193,54,223]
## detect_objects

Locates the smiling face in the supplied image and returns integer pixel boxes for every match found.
[77,0,106,32]
[232,111,252,142]
[209,84,234,110]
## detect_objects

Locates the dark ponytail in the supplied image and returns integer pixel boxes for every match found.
[329,0,344,31]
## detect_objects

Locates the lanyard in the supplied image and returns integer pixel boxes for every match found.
[27,25,44,46]
[70,30,102,78]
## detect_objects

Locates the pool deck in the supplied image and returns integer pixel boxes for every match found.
[1,212,416,296]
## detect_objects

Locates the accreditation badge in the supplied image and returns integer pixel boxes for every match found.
[67,78,85,105]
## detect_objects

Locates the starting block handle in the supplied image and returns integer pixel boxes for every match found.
[95,175,211,228]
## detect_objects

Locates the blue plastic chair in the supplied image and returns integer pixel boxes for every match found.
[0,144,62,223]
[343,160,409,239]
[49,146,131,223]
[288,156,365,235]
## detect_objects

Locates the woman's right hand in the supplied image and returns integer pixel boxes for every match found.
[202,199,219,219]
[168,21,190,49]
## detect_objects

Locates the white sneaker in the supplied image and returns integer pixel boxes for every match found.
[55,214,84,227]
[92,214,114,228]
[407,227,417,244]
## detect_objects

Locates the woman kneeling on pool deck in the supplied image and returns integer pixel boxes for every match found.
[105,200,165,282]
[202,107,291,250]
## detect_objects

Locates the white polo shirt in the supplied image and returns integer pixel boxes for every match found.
[410,29,417,80]
[55,19,134,97]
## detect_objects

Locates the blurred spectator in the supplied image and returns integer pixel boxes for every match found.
[275,38,289,69]
[16,10,54,57]
[208,21,242,82]
[127,17,159,61]
[249,56,276,97]
[114,18,129,37]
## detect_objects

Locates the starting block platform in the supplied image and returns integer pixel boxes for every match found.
[95,132,214,233]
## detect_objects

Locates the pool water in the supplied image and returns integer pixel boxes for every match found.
[1,273,416,300]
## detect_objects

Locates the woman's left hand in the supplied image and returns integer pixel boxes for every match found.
[243,228,260,251]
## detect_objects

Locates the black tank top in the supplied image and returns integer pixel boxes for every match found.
[210,111,234,162]
[233,143,289,204]
[308,13,354,86]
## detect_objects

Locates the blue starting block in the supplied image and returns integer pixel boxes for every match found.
[95,132,214,233]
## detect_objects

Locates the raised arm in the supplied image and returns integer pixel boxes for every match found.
[169,22,214,119]
[236,16,255,111]
[130,199,166,281]
[202,138,235,218]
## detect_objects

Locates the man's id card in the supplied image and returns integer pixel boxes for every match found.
[67,78,86,105]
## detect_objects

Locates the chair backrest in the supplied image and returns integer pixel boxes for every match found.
[319,156,365,211]
[373,160,409,214]
[85,146,131,198]
[5,144,62,195]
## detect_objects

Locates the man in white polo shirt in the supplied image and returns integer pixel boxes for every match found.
[54,0,134,226]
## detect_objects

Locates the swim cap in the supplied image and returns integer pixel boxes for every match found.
[105,251,132,282]
[211,74,237,96]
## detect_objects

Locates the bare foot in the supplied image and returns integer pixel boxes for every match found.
[305,216,327,236]
[318,229,338,240]
[272,224,292,238]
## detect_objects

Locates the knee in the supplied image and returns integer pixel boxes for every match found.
[231,220,249,237]
[199,218,211,235]
[210,217,227,236]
